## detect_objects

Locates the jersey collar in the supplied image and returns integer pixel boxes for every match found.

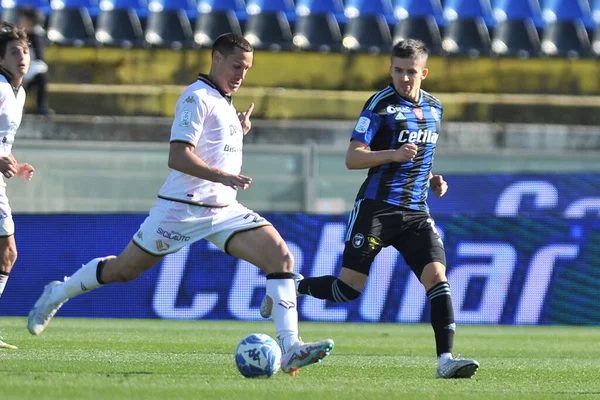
[198,73,232,104]
[0,66,20,96]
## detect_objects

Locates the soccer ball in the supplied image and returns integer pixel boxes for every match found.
[235,333,282,378]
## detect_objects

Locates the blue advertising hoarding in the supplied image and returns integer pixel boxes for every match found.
[5,173,600,325]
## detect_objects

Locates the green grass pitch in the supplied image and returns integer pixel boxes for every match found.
[1,317,600,399]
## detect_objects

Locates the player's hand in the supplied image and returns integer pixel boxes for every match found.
[392,143,418,162]
[0,155,18,179]
[220,173,252,190]
[238,103,254,135]
[430,174,448,198]
[16,162,35,181]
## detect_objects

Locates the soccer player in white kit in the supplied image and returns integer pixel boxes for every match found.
[0,22,34,350]
[28,33,334,375]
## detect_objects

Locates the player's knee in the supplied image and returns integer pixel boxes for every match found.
[337,279,362,301]
[420,262,447,288]
[277,248,295,273]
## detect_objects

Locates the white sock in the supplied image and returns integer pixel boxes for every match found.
[266,278,301,353]
[0,272,8,297]
[61,256,114,300]
[438,352,453,365]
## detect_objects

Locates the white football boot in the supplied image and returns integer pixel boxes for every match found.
[28,281,68,336]
[436,354,480,379]
[280,338,334,376]
[0,336,17,350]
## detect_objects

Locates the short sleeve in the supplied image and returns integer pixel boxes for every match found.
[170,92,207,146]
[350,110,382,146]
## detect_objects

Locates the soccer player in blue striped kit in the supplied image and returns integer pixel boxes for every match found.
[263,39,479,378]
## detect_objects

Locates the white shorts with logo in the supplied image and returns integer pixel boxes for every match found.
[0,186,14,236]
[132,198,272,256]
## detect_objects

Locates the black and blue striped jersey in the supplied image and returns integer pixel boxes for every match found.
[350,85,443,212]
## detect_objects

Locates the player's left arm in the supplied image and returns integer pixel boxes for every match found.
[428,172,447,198]
[9,154,35,181]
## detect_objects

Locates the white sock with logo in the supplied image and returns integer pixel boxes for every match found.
[0,272,9,297]
[61,256,114,300]
[266,278,301,353]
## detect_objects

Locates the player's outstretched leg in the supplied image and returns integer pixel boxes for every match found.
[28,280,68,336]
[260,272,303,318]
[280,338,335,376]
[0,335,17,349]
[436,354,479,379]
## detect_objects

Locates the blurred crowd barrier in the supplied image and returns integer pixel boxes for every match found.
[11,117,600,214]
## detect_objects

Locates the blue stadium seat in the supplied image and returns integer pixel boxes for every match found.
[145,0,195,49]
[47,0,97,46]
[442,0,493,57]
[541,0,591,58]
[1,0,50,23]
[244,0,294,51]
[491,0,542,57]
[95,0,145,47]
[293,0,343,52]
[392,0,443,54]
[194,0,244,47]
[342,0,393,54]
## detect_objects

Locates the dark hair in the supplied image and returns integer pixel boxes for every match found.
[392,39,428,63]
[0,22,28,58]
[20,6,46,26]
[212,33,253,57]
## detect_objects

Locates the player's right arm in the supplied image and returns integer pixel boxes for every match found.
[167,143,251,190]
[168,91,251,190]
[345,108,417,170]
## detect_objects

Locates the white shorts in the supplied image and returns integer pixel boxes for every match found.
[0,186,14,236]
[132,199,272,256]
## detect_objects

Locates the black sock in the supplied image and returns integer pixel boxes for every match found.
[427,281,455,357]
[297,275,361,302]
[96,259,107,284]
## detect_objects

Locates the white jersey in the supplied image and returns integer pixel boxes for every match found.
[158,75,244,207]
[0,73,26,187]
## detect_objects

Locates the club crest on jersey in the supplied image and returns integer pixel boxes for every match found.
[352,233,365,248]
[413,108,424,120]
[430,107,439,121]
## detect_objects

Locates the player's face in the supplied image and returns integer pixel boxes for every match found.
[212,47,253,96]
[390,56,428,103]
[0,40,30,83]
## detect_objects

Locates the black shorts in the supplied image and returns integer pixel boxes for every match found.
[342,199,446,278]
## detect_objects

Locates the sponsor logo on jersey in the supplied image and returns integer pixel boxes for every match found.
[398,129,439,144]
[430,107,439,121]
[157,227,191,242]
[413,107,424,120]
[183,96,196,104]
[386,105,407,120]
[354,116,370,133]
[224,144,242,153]
[136,231,143,240]
[229,124,241,136]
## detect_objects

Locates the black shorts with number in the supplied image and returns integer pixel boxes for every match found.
[342,199,446,278]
